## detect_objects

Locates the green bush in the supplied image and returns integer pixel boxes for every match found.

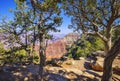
[0,43,5,54]
[33,51,39,64]
[66,36,104,60]
[14,49,27,62]
[0,43,6,65]
[1,48,28,64]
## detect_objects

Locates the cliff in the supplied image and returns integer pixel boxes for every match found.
[34,33,80,58]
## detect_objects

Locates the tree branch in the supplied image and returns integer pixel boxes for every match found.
[86,32,107,42]
[112,25,120,28]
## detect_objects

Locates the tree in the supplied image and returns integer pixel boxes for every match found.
[0,0,34,64]
[63,0,120,81]
[112,27,120,43]
[102,38,120,81]
[63,0,120,53]
[66,35,104,59]
[30,0,62,80]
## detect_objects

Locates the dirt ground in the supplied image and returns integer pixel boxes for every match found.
[0,58,120,81]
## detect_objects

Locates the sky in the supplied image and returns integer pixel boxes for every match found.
[0,0,73,35]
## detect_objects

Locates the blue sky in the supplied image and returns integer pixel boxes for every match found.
[0,0,72,35]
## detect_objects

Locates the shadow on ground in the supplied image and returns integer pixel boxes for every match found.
[0,64,101,81]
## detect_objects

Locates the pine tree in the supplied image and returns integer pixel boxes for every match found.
[30,0,62,80]
[63,0,120,81]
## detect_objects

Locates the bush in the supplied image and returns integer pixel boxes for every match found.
[66,36,104,60]
[0,43,6,66]
[0,43,5,54]
[14,49,27,63]
[1,48,28,64]
[33,51,39,64]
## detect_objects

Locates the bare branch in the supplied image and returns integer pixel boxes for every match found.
[112,25,120,28]
[86,32,107,42]
[96,32,107,42]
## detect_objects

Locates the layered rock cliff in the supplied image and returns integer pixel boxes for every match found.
[35,33,80,58]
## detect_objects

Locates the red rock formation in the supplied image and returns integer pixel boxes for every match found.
[34,40,66,59]
[34,33,80,59]
[46,39,67,58]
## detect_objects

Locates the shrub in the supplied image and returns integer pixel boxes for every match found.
[33,51,39,64]
[66,36,104,60]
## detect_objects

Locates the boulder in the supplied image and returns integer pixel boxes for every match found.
[91,51,106,57]
[90,57,104,71]
[90,57,120,72]
[79,57,85,60]
[24,77,29,81]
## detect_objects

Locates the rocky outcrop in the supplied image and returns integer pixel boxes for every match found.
[90,57,104,71]
[34,39,66,59]
[46,39,67,58]
[90,56,120,72]
[34,33,80,59]
[91,51,106,57]
[63,33,80,47]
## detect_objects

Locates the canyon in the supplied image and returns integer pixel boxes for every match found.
[34,33,80,58]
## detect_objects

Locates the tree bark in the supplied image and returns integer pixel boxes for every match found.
[102,38,120,81]
[38,35,46,81]
[104,38,112,54]
[31,26,36,63]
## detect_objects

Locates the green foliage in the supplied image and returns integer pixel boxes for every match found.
[0,43,5,54]
[63,0,120,32]
[33,51,39,64]
[0,0,62,66]
[66,36,104,59]
[3,49,28,64]
[0,45,39,64]
[63,0,120,54]
[112,27,120,43]
[87,36,104,51]
[0,43,6,66]
[14,49,27,61]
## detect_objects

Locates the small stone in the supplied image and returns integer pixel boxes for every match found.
[24,77,29,81]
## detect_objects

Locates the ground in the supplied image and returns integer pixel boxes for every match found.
[0,57,120,81]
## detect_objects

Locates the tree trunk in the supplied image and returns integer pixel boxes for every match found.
[102,56,113,81]
[39,49,46,80]
[104,38,112,54]
[38,35,46,81]
[102,38,120,81]
[25,29,28,51]
[31,26,36,63]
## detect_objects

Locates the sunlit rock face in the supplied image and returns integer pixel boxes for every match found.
[46,39,67,58]
[34,33,80,59]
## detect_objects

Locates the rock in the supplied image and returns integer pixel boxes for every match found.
[24,77,29,81]
[90,57,120,72]
[34,33,80,59]
[113,65,120,75]
[65,61,73,65]
[60,58,74,66]
[66,68,83,75]
[64,72,77,79]
[79,57,85,60]
[91,51,106,57]
[83,71,95,79]
[90,57,104,71]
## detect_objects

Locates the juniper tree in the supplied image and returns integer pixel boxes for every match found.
[63,0,120,81]
[30,0,62,80]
